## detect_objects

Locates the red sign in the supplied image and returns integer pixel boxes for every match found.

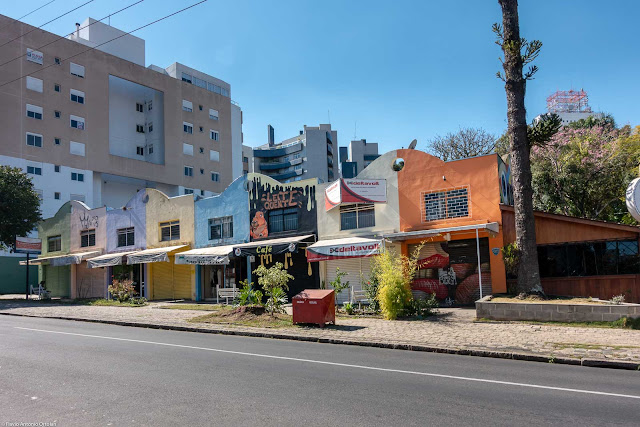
[324,179,387,211]
[15,237,42,254]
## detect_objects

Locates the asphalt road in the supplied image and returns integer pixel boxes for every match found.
[0,316,638,426]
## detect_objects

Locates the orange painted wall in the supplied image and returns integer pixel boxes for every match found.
[394,150,508,294]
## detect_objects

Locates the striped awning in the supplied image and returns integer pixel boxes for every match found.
[87,251,139,268]
[174,245,235,265]
[19,251,101,266]
[126,245,187,265]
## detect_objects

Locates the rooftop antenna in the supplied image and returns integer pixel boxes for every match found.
[327,109,331,124]
[354,121,357,140]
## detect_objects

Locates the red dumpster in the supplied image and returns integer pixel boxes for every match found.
[292,289,335,327]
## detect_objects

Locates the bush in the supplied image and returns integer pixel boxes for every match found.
[343,302,354,315]
[235,280,263,306]
[108,279,137,303]
[253,262,293,316]
[129,297,147,306]
[610,294,626,305]
[363,272,380,313]
[404,293,439,318]
[371,246,422,320]
[329,268,350,302]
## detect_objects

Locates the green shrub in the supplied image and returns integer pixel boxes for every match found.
[610,294,626,305]
[371,246,422,320]
[404,293,439,318]
[235,280,263,306]
[329,268,350,302]
[363,272,380,313]
[129,297,147,306]
[253,262,293,316]
[108,279,137,303]
[343,302,354,315]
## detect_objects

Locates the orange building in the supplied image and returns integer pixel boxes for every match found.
[313,149,640,304]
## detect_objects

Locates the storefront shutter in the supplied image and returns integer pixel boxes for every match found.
[325,258,372,305]
[44,265,71,297]
[152,258,192,300]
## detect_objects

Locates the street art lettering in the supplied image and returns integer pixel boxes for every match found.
[79,213,99,229]
[261,189,300,210]
[498,156,514,205]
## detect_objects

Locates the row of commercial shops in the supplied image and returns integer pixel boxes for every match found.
[25,150,640,303]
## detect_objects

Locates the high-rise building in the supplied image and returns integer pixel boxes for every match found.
[0,15,241,277]
[242,145,254,175]
[339,139,380,178]
[252,124,337,183]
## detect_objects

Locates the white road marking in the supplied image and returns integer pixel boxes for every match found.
[15,326,640,400]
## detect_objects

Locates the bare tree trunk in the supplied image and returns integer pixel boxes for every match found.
[498,0,543,294]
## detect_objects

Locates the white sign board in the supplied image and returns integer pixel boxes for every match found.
[324,178,387,211]
[26,48,43,65]
[626,177,640,222]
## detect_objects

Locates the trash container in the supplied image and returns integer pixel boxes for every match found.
[292,289,335,327]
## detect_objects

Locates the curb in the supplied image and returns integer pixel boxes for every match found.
[1,312,638,371]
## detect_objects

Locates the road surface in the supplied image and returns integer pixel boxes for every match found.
[0,315,638,426]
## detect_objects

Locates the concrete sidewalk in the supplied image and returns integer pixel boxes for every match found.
[1,300,639,369]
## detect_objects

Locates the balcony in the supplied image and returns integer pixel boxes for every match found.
[253,141,302,158]
[259,157,302,171]
[268,169,303,181]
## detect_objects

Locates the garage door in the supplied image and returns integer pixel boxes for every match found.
[76,262,107,298]
[43,265,71,298]
[325,258,372,305]
[152,258,193,300]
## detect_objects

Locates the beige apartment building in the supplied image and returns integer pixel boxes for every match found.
[0,15,243,288]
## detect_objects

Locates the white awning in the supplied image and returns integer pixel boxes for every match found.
[174,245,235,265]
[87,251,138,268]
[19,251,101,266]
[126,245,187,265]
[383,222,500,241]
[307,237,382,262]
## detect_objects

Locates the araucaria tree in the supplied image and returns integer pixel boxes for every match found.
[0,166,42,250]
[494,0,543,294]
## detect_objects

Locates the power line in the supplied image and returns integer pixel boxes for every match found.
[0,0,57,32]
[0,0,209,90]
[0,1,145,70]
[0,0,95,49]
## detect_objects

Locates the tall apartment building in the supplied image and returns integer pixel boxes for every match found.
[252,124,337,183]
[0,15,241,273]
[339,139,380,178]
[242,144,254,175]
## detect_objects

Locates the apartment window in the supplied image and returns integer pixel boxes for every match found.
[54,192,60,200]
[136,146,144,156]
[80,229,95,247]
[269,208,298,233]
[183,122,193,134]
[147,100,153,111]
[199,168,204,175]
[184,166,193,177]
[117,227,135,247]
[243,156,249,163]
[199,105,203,111]
[148,144,154,154]
[181,72,192,83]
[54,110,61,118]
[70,89,85,104]
[209,109,218,120]
[47,235,61,252]
[209,216,233,240]
[182,100,193,112]
[54,165,60,172]
[211,172,219,182]
[70,62,85,78]
[54,138,61,145]
[210,130,219,141]
[54,57,61,65]
[199,147,204,154]
[209,150,219,162]
[184,188,194,195]
[136,103,144,113]
[26,133,43,147]
[422,186,469,221]
[160,220,180,241]
[54,83,60,92]
[26,165,42,175]
[26,48,43,64]
[199,126,203,133]
[70,115,85,130]
[71,172,85,182]
[340,204,375,230]
[70,141,85,156]
[183,143,194,156]
[26,104,43,120]
[148,122,153,133]
[136,124,145,133]
[26,76,43,92]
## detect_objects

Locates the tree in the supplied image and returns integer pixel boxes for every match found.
[328,268,350,304]
[495,113,562,156]
[532,124,640,223]
[567,113,616,130]
[253,262,293,316]
[0,166,42,250]
[494,0,544,294]
[428,127,496,161]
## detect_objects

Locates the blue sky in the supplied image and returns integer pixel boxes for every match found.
[3,0,638,153]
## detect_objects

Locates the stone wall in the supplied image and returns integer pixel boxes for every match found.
[476,296,640,322]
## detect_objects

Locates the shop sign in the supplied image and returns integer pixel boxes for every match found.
[15,237,41,254]
[26,48,43,65]
[324,179,387,211]
[491,248,500,256]
[307,241,381,262]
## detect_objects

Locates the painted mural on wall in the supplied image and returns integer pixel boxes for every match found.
[498,155,514,205]
[248,175,318,241]
[409,239,492,305]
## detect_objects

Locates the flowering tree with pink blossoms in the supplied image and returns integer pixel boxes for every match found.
[531,124,640,223]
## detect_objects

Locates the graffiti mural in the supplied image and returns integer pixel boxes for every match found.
[409,239,492,305]
[248,175,318,241]
[498,155,514,205]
